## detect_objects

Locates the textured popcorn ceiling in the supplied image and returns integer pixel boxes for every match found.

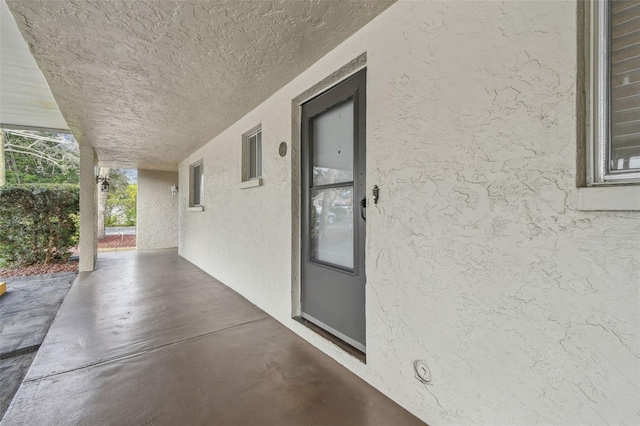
[5,0,393,170]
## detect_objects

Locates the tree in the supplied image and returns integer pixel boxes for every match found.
[105,169,137,227]
[96,168,137,237]
[0,130,81,267]
[1,129,79,185]
[3,130,137,237]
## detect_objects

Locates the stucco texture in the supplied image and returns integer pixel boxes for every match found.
[6,0,393,171]
[179,1,639,424]
[137,170,178,250]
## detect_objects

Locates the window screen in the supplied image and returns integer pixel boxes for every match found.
[610,0,640,172]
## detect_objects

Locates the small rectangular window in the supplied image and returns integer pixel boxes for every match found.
[241,125,263,187]
[586,0,640,184]
[190,161,203,206]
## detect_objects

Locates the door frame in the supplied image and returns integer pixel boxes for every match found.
[289,53,368,353]
[300,69,367,351]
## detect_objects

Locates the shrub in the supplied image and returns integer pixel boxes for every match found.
[0,184,79,267]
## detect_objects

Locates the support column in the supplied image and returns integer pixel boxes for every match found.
[79,145,97,272]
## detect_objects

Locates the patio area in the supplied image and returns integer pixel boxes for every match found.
[1,249,423,425]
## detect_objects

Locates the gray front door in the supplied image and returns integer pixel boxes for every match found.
[301,70,366,352]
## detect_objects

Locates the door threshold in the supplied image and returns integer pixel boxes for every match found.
[294,315,366,363]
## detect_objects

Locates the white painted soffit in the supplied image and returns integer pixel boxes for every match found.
[5,1,394,171]
[0,0,69,133]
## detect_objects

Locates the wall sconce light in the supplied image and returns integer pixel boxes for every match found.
[171,184,178,197]
[96,176,110,192]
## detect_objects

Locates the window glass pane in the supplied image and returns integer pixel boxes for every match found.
[199,166,204,204]
[310,186,354,269]
[249,134,257,178]
[256,131,262,177]
[610,0,640,171]
[312,100,354,186]
[192,164,202,205]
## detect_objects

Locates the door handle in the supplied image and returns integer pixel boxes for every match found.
[359,197,366,221]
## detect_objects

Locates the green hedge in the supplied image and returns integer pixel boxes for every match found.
[0,184,79,267]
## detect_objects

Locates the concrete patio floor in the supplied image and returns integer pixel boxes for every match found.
[1,249,424,425]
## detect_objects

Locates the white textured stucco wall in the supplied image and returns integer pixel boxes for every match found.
[179,1,640,424]
[138,170,178,250]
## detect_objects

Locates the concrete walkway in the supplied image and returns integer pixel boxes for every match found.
[1,249,423,425]
[105,226,136,236]
[0,272,75,418]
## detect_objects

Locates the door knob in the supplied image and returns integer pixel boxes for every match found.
[360,197,366,221]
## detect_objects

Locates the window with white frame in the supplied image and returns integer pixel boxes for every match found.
[587,0,640,184]
[242,126,262,182]
[190,160,204,207]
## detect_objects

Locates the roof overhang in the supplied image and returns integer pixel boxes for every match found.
[0,0,69,133]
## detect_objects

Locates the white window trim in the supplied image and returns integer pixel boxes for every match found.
[240,124,264,188]
[189,159,204,209]
[578,186,640,211]
[586,0,640,185]
[239,178,262,189]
